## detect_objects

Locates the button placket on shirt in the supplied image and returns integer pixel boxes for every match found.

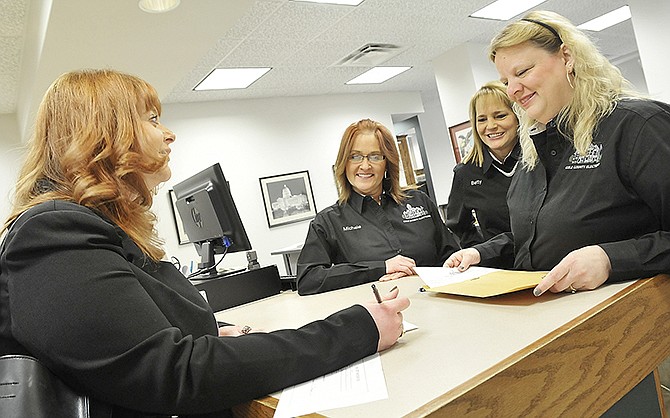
[364,195,402,254]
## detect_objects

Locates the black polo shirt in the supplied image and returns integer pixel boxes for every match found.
[296,189,459,295]
[475,99,670,282]
[446,143,520,263]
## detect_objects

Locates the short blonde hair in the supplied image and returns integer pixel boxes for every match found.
[5,69,167,260]
[489,11,638,169]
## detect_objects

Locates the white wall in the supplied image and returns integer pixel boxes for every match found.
[628,0,670,101]
[157,92,424,274]
[416,93,451,205]
[430,42,499,206]
[0,114,24,222]
[615,53,648,94]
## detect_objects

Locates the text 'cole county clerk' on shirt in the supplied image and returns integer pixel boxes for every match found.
[475,99,670,282]
[296,189,459,295]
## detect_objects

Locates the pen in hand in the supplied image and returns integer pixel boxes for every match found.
[371,283,383,303]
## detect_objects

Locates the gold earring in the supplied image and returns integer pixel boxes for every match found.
[566,69,574,89]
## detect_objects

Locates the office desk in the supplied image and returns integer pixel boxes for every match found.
[191,265,281,312]
[220,274,670,417]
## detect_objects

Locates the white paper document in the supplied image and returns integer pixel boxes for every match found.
[414,266,499,288]
[403,320,418,333]
[273,353,388,417]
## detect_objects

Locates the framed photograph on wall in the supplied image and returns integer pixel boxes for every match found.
[449,121,473,164]
[168,189,190,245]
[259,170,317,228]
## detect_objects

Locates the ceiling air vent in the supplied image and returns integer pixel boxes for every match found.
[334,43,407,67]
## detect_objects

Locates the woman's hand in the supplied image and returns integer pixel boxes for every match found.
[379,271,408,281]
[443,248,481,271]
[385,254,416,276]
[218,325,259,336]
[533,245,611,296]
[363,286,411,351]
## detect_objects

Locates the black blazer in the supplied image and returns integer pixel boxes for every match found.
[0,200,377,417]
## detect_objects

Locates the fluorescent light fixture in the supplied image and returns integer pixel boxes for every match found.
[577,6,631,31]
[470,0,547,21]
[289,0,364,5]
[345,66,411,85]
[138,0,180,13]
[194,68,272,91]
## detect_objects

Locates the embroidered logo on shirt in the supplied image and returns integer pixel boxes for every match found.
[470,179,483,186]
[402,204,431,223]
[342,224,362,231]
[565,143,602,170]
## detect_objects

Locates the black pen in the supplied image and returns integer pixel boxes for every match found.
[371,283,382,303]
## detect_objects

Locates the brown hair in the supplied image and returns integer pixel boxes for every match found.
[333,119,410,205]
[463,80,518,167]
[4,69,167,260]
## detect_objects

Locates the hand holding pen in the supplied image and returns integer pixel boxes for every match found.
[364,284,409,352]
[371,283,383,303]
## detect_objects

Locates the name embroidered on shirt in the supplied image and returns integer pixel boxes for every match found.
[565,143,602,170]
[342,225,362,231]
[470,179,483,186]
[402,204,430,223]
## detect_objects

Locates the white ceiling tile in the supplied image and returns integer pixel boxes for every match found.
[0,0,28,37]
[0,0,645,114]
[0,37,21,74]
[0,74,18,112]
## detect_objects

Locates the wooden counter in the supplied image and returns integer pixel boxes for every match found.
[220,274,670,417]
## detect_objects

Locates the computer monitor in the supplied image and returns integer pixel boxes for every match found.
[172,163,252,279]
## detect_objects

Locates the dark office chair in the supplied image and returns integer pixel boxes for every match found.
[0,354,90,417]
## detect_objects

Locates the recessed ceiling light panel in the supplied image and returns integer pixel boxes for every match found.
[194,68,272,91]
[138,0,181,14]
[345,66,411,85]
[577,6,631,32]
[470,0,547,21]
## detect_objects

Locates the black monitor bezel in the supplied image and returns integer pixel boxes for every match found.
[172,163,252,275]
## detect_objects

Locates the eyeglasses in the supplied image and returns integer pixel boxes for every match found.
[349,153,386,163]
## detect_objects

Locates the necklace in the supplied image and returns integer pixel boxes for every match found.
[492,160,519,178]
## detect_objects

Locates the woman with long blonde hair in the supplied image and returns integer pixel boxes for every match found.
[445,81,520,259]
[446,11,670,298]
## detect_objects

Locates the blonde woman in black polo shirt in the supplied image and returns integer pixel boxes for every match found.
[445,81,520,266]
[446,11,670,297]
[297,119,459,295]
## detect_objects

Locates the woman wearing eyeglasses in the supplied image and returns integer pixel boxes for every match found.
[297,118,459,295]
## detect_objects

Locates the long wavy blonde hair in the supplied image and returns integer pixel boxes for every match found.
[3,69,167,261]
[333,119,410,205]
[489,10,638,169]
[462,81,518,167]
